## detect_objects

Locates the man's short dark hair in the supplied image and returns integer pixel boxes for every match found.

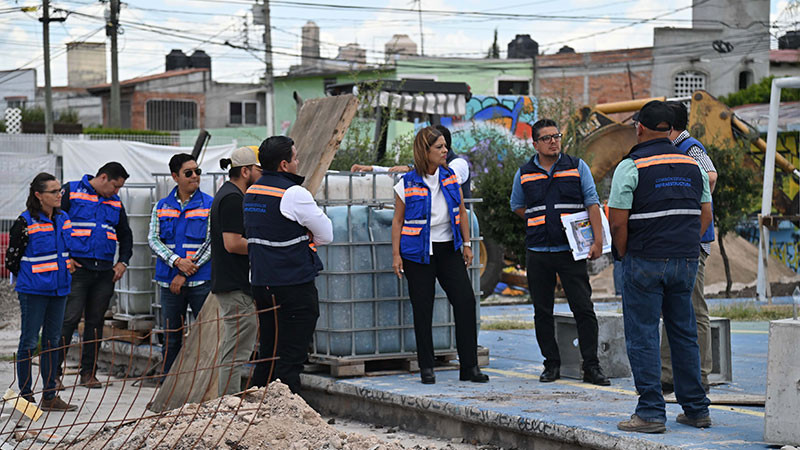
[666,101,689,132]
[433,124,452,151]
[169,153,196,175]
[259,136,295,172]
[96,162,130,181]
[532,118,558,140]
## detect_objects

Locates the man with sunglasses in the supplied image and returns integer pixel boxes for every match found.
[148,153,213,381]
[509,118,609,386]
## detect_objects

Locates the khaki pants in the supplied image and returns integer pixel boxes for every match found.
[661,251,711,386]
[217,290,257,396]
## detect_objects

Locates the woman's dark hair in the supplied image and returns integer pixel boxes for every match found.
[219,158,244,179]
[26,172,58,218]
[169,153,196,175]
[433,124,452,151]
[412,126,444,175]
[532,118,559,140]
[258,136,295,172]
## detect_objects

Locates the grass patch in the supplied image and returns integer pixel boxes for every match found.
[482,320,534,330]
[0,354,16,362]
[709,303,795,321]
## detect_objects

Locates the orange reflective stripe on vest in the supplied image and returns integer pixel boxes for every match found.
[401,226,422,236]
[70,192,98,202]
[32,261,59,273]
[27,223,54,234]
[71,229,91,237]
[521,173,548,184]
[184,208,210,218]
[404,187,428,197]
[442,174,458,186]
[62,220,72,230]
[309,242,317,252]
[553,168,580,178]
[102,200,122,208]
[527,215,546,227]
[246,185,286,198]
[633,154,698,169]
[106,231,118,241]
[157,208,180,218]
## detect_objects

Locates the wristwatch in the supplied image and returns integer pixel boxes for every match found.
[463,242,471,248]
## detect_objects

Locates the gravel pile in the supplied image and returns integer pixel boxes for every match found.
[74,381,406,450]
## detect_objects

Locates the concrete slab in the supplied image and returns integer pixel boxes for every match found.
[301,304,773,450]
[764,318,800,446]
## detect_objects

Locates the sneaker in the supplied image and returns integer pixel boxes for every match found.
[55,378,65,391]
[676,413,712,428]
[617,414,666,434]
[40,396,77,412]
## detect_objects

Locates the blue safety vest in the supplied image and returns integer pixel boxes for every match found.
[676,136,715,243]
[67,175,122,262]
[519,154,585,249]
[399,167,463,264]
[244,172,323,287]
[627,138,704,258]
[154,187,213,283]
[16,210,72,297]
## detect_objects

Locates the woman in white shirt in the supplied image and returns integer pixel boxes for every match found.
[391,126,488,385]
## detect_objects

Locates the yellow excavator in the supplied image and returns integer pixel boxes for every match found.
[571,90,799,214]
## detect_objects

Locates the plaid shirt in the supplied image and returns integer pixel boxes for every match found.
[148,190,212,288]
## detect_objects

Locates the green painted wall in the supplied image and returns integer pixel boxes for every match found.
[394,57,533,95]
[178,126,266,147]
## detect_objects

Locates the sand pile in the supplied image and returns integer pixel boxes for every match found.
[589,232,800,297]
[74,381,404,450]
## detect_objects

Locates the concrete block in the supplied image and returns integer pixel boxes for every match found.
[554,311,630,379]
[765,318,800,446]
[660,316,732,384]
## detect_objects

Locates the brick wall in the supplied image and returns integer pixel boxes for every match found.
[131,91,206,130]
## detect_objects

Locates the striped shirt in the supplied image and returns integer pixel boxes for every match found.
[674,130,716,254]
[148,190,212,288]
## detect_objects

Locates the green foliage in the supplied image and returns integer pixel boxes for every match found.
[470,124,533,266]
[20,106,45,123]
[708,302,795,321]
[487,29,500,59]
[0,120,5,133]
[719,76,800,108]
[705,143,759,237]
[57,109,80,124]
[84,127,171,136]
[482,320,534,330]
[18,106,82,124]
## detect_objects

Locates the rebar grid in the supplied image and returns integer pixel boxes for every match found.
[1,301,280,449]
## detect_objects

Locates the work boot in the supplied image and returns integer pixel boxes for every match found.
[40,396,77,412]
[459,366,489,383]
[420,368,435,384]
[539,366,560,383]
[676,413,712,428]
[80,373,104,389]
[583,366,610,386]
[617,414,666,434]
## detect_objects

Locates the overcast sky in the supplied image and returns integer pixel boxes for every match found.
[0,0,794,86]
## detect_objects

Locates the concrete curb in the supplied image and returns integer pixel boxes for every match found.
[300,374,679,450]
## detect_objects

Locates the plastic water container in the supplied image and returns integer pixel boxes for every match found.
[115,184,157,317]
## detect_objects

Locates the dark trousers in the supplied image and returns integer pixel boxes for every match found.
[526,250,599,370]
[252,281,319,394]
[59,267,114,376]
[403,241,478,370]
[159,283,211,377]
[18,293,66,400]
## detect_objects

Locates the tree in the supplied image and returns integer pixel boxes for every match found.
[705,142,760,296]
[487,28,500,59]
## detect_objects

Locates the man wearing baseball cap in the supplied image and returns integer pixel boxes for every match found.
[210,146,262,395]
[608,100,712,433]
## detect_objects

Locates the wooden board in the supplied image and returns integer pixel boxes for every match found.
[148,293,223,413]
[289,94,359,195]
[309,346,489,378]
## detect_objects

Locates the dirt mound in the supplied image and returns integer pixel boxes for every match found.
[75,381,404,450]
[589,232,800,297]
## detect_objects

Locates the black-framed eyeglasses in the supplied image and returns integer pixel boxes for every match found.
[536,133,562,143]
[40,189,61,195]
[183,168,202,177]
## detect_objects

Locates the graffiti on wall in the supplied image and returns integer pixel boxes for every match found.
[738,220,800,274]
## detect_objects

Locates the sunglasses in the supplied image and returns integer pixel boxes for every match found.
[183,168,202,177]
[536,133,562,143]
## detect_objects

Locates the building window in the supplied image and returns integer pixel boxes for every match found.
[5,98,26,108]
[739,70,753,91]
[497,80,530,95]
[146,100,197,131]
[673,71,706,97]
[229,101,258,125]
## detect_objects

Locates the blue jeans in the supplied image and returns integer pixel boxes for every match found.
[622,255,710,423]
[18,293,66,400]
[159,283,211,377]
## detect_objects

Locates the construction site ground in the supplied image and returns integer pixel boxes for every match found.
[0,294,794,448]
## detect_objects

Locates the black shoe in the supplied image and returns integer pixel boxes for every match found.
[539,366,560,383]
[583,366,610,386]
[459,366,489,383]
[420,368,435,384]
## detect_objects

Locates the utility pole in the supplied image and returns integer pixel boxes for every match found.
[41,0,54,152]
[417,0,424,56]
[108,0,121,128]
[263,0,274,136]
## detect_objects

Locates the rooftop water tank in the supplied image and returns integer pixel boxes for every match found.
[166,49,189,71]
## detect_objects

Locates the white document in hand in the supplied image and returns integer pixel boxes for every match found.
[560,210,612,261]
